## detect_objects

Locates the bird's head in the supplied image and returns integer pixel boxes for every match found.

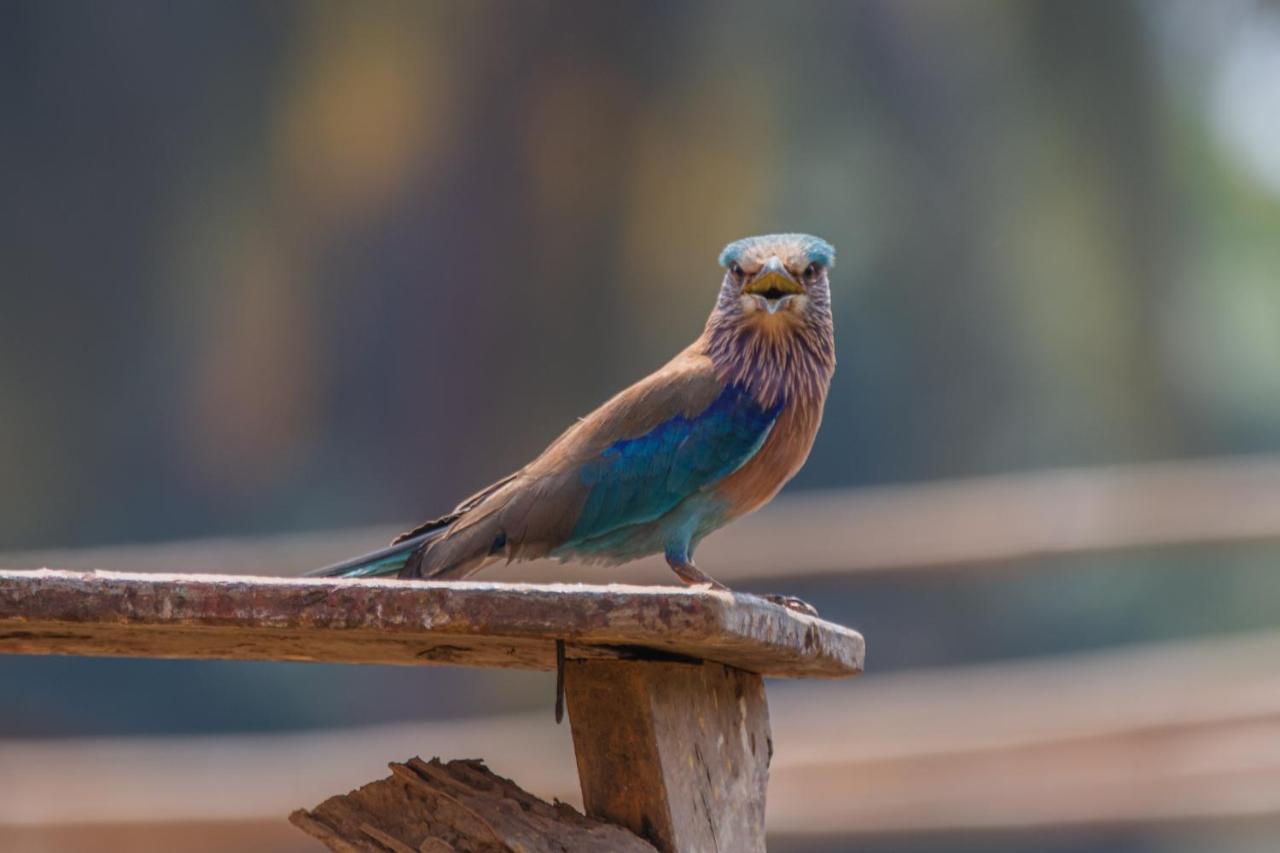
[716,233,835,329]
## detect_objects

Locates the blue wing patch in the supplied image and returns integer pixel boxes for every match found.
[567,383,783,544]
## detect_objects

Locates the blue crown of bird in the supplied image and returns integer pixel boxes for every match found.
[314,233,836,598]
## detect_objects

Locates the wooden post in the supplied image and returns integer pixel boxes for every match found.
[565,659,771,853]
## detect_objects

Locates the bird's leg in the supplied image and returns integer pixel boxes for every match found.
[665,544,728,590]
[671,561,728,589]
[663,545,816,614]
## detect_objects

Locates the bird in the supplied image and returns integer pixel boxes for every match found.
[312,234,836,603]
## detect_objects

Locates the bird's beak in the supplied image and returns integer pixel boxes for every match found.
[743,257,803,314]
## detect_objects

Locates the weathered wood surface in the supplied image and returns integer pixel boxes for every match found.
[565,660,771,853]
[291,757,657,852]
[0,569,864,678]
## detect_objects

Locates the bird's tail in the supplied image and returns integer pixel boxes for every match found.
[305,521,451,579]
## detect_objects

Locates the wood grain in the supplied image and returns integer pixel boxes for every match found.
[0,569,864,678]
[565,660,771,853]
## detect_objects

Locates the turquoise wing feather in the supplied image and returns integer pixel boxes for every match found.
[565,382,783,545]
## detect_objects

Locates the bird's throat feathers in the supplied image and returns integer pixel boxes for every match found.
[703,302,835,413]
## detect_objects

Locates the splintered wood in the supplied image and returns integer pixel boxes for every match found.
[290,757,656,853]
[0,569,864,678]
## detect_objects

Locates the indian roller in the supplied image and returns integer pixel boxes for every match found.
[314,234,836,601]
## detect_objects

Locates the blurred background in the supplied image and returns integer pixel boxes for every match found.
[3,0,1280,850]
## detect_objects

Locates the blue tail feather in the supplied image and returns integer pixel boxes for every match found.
[306,527,445,578]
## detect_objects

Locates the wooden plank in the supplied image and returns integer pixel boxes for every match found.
[0,821,315,853]
[290,757,657,852]
[7,455,1279,582]
[740,453,1280,576]
[0,569,864,678]
[565,660,771,853]
[8,631,1280,834]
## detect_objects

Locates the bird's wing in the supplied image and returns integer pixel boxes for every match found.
[564,382,780,544]
[390,473,518,545]
[412,347,782,574]
[514,347,783,547]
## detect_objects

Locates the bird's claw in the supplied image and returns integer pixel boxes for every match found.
[669,561,728,590]
[761,593,820,617]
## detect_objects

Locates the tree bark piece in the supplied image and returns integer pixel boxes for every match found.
[564,660,771,853]
[290,756,656,852]
[0,569,864,679]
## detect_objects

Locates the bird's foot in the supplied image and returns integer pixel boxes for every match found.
[761,593,820,617]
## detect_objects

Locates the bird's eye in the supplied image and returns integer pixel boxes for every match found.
[803,262,822,282]
[728,261,745,280]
